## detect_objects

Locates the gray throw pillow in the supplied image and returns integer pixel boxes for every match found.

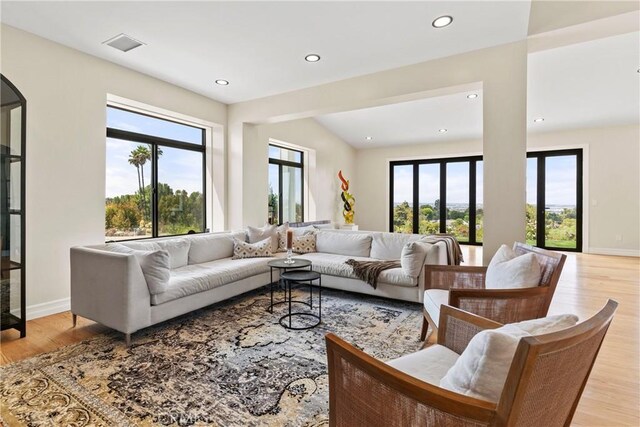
[232,237,274,259]
[108,243,170,295]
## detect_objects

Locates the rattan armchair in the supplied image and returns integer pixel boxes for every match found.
[326,300,618,427]
[421,242,566,340]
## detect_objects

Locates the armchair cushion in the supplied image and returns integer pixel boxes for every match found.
[485,244,541,289]
[423,289,449,328]
[387,344,459,385]
[439,314,579,402]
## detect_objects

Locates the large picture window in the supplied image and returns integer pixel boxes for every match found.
[268,144,303,224]
[390,156,483,244]
[390,149,582,251]
[105,106,206,241]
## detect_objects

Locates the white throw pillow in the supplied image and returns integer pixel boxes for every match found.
[400,241,429,277]
[108,243,170,295]
[485,244,542,289]
[122,238,191,269]
[247,224,279,252]
[232,237,274,259]
[439,314,579,402]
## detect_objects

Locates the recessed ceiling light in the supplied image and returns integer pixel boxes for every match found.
[438,129,448,133]
[467,93,478,99]
[215,79,229,86]
[305,54,321,62]
[365,136,373,141]
[533,118,545,123]
[432,15,453,28]
[103,33,145,52]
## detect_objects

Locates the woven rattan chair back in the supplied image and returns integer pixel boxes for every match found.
[495,299,618,426]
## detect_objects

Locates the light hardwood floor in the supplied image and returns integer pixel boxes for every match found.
[1,247,638,425]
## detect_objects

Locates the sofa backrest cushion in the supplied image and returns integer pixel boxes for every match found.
[370,232,422,260]
[439,313,578,402]
[188,231,246,264]
[316,230,372,257]
[122,238,191,270]
[108,243,170,295]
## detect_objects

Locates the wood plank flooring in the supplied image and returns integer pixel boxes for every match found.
[1,247,638,425]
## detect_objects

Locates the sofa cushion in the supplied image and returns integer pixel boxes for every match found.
[316,230,372,257]
[423,289,449,328]
[247,224,280,252]
[401,241,429,277]
[370,232,422,260]
[387,344,460,385]
[108,243,170,295]
[123,238,191,269]
[486,244,542,289]
[439,314,579,402]
[300,253,416,287]
[232,237,274,259]
[151,257,271,305]
[188,231,246,264]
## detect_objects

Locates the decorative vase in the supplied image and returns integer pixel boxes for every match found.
[285,248,294,264]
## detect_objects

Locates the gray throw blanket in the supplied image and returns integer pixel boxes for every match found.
[345,259,401,289]
[422,234,464,265]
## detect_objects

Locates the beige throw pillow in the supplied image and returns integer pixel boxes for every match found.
[292,234,317,254]
[439,314,579,402]
[108,243,170,295]
[400,241,429,277]
[247,224,279,252]
[485,244,542,289]
[277,226,315,252]
[232,237,274,259]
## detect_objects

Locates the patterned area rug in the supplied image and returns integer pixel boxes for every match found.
[1,288,424,426]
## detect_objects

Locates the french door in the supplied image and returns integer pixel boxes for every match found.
[527,149,583,252]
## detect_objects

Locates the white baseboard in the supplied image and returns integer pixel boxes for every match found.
[587,247,640,257]
[25,297,70,320]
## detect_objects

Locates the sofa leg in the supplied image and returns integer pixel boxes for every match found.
[124,333,131,346]
[420,316,429,341]
[72,313,77,328]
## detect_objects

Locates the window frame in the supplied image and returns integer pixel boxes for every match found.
[389,149,583,251]
[527,149,583,252]
[389,155,483,245]
[105,105,207,241]
[268,144,304,225]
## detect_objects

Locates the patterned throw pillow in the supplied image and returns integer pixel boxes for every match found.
[232,237,274,259]
[277,227,316,252]
[292,234,317,254]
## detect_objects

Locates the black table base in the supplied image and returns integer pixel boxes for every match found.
[278,270,322,330]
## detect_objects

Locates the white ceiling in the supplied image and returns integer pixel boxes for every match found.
[0,1,531,104]
[315,91,483,148]
[316,31,640,148]
[528,31,640,134]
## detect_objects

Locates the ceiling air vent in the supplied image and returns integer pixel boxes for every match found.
[103,33,145,52]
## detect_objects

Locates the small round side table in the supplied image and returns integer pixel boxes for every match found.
[267,258,311,313]
[279,270,322,330]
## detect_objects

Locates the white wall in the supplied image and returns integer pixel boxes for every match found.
[254,118,356,225]
[529,125,640,255]
[0,25,227,317]
[355,124,640,256]
[229,41,528,264]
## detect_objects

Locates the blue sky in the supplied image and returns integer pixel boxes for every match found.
[106,108,203,198]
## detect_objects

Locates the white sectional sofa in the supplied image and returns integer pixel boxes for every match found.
[70,229,448,342]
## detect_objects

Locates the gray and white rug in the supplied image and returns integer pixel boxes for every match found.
[0,288,424,426]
